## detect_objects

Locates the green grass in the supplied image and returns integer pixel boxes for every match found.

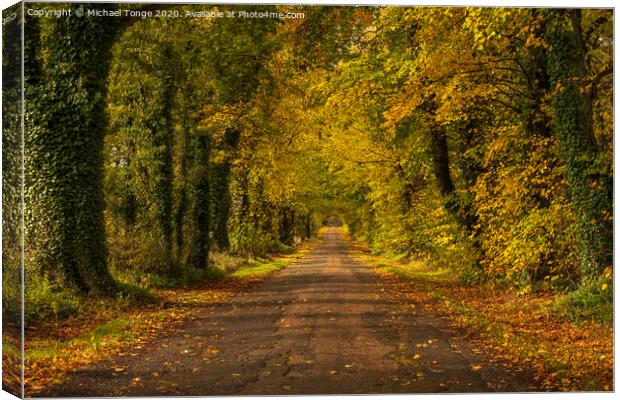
[554,277,613,323]
[2,338,21,356]
[24,276,82,323]
[227,244,310,279]
[116,282,156,303]
[28,318,133,361]
[85,319,132,346]
[112,265,226,290]
[27,346,60,360]
[374,258,453,284]
[230,259,287,279]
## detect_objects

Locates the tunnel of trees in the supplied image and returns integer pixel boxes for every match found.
[10,5,613,324]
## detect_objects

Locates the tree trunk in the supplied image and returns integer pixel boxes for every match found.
[211,127,240,251]
[211,162,232,251]
[545,9,613,279]
[279,207,295,245]
[3,3,24,335]
[147,46,176,269]
[305,214,313,239]
[429,125,455,197]
[423,98,478,236]
[188,133,211,269]
[175,85,198,261]
[24,6,123,294]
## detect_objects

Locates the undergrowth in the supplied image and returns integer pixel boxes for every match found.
[553,273,613,323]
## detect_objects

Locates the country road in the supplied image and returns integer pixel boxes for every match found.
[40,227,537,396]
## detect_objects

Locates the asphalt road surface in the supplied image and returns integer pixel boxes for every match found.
[40,227,536,396]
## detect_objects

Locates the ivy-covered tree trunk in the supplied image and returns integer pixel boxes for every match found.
[118,141,138,231]
[238,170,251,222]
[452,119,484,235]
[211,163,232,250]
[279,206,296,245]
[188,133,211,269]
[546,9,613,280]
[25,7,122,294]
[145,46,177,270]
[3,3,24,338]
[211,127,241,251]
[525,11,552,140]
[429,125,455,197]
[175,94,192,260]
[304,214,313,239]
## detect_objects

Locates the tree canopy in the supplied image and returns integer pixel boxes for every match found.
[18,4,613,320]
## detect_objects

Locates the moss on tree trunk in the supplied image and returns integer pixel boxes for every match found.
[25,6,123,294]
[546,10,613,280]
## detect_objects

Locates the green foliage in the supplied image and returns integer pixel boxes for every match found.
[211,160,233,251]
[187,161,211,269]
[24,271,81,323]
[115,282,156,304]
[110,246,225,289]
[230,224,278,256]
[106,20,182,274]
[554,274,613,323]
